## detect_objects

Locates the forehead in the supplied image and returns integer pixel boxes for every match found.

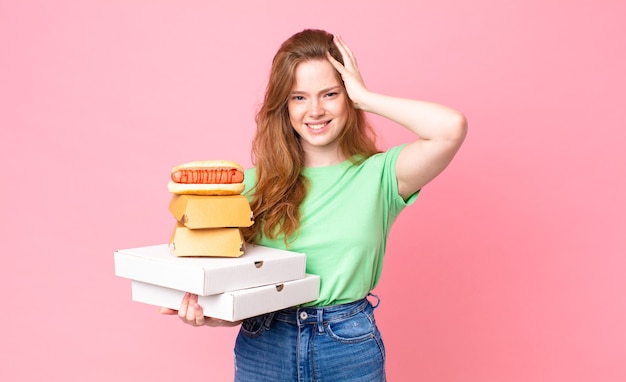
[292,59,341,92]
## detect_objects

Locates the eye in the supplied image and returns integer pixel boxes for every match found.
[291,95,305,101]
[325,92,339,98]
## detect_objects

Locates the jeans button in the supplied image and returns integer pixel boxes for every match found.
[299,311,308,320]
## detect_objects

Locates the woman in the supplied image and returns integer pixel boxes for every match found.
[161,29,467,381]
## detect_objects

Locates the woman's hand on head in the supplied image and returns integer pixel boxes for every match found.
[326,35,370,109]
[157,292,242,327]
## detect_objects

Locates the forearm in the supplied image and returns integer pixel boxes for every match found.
[356,91,467,142]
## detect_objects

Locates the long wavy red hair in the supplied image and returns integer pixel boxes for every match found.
[243,29,379,245]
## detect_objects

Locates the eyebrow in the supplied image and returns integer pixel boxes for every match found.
[290,86,342,96]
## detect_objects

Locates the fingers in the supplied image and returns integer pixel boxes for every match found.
[328,34,363,83]
[191,300,206,326]
[184,293,198,322]
[332,35,358,71]
[327,34,368,109]
[177,293,231,327]
[166,292,242,327]
[177,292,191,320]
[178,293,203,326]
[326,51,346,74]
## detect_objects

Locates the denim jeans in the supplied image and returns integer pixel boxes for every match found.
[234,296,386,382]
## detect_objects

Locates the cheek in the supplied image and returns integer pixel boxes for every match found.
[288,104,306,121]
[286,105,295,124]
[326,97,348,117]
[330,104,348,121]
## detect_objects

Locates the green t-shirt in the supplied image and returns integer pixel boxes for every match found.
[243,145,418,306]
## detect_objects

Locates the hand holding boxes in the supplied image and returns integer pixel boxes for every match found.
[115,244,320,321]
[114,160,320,321]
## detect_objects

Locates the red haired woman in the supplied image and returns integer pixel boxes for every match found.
[162,29,467,381]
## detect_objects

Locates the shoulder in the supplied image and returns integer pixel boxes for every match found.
[356,144,406,170]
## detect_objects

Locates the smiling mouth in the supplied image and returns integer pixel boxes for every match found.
[306,121,331,130]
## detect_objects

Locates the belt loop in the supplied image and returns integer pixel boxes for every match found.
[367,293,381,309]
[317,308,325,334]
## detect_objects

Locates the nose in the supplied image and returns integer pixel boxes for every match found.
[308,99,325,118]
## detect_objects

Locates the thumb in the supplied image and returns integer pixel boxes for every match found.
[158,307,178,315]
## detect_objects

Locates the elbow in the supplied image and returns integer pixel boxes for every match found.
[457,112,469,138]
[446,111,468,143]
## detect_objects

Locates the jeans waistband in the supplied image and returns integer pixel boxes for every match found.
[273,294,379,325]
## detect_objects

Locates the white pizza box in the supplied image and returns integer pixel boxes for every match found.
[131,274,321,321]
[114,244,306,296]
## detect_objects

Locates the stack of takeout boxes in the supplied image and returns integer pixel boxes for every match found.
[114,244,320,321]
[114,189,320,321]
[168,193,254,257]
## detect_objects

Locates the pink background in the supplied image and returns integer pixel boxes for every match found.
[2,0,625,381]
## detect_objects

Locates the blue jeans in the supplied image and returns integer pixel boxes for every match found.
[234,296,386,382]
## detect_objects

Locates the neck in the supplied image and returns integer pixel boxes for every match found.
[303,147,346,167]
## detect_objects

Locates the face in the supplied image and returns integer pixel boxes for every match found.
[288,59,348,163]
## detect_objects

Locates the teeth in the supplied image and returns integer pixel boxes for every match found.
[307,122,327,130]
